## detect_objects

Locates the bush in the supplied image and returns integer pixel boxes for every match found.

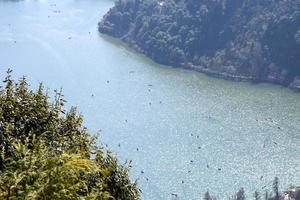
[0,69,141,200]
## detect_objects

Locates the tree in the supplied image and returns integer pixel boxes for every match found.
[264,190,269,200]
[99,0,300,91]
[235,188,245,200]
[0,70,140,200]
[273,177,280,199]
[254,191,260,200]
[204,191,212,200]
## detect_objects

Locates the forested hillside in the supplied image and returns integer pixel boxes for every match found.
[99,0,300,90]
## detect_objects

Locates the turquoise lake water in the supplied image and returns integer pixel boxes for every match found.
[0,0,299,199]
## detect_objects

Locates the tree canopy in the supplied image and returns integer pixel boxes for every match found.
[99,0,300,90]
[0,69,141,200]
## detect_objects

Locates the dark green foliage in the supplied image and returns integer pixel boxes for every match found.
[1,70,297,200]
[265,191,269,200]
[254,191,260,200]
[235,188,246,200]
[272,177,279,199]
[263,12,300,76]
[204,191,217,200]
[0,70,141,200]
[203,178,300,200]
[204,191,212,200]
[99,0,300,90]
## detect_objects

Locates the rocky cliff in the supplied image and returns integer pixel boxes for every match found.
[99,0,300,91]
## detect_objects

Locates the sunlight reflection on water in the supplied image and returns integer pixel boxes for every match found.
[0,1,299,199]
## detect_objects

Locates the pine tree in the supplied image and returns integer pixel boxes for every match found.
[254,191,260,200]
[204,191,212,200]
[236,188,246,200]
[273,177,280,199]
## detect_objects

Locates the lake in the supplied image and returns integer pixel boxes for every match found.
[0,0,299,199]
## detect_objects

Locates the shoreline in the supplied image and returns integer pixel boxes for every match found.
[99,27,300,92]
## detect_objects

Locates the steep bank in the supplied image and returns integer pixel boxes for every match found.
[98,0,300,91]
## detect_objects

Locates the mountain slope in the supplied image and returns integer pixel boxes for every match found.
[99,0,300,91]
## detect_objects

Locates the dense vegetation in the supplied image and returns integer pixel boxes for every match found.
[204,178,300,200]
[0,71,299,200]
[99,0,300,91]
[0,70,140,200]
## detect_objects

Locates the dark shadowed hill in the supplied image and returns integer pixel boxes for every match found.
[99,0,300,91]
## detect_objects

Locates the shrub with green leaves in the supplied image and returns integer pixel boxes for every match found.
[0,69,141,200]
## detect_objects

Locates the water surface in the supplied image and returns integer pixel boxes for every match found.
[0,0,299,199]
